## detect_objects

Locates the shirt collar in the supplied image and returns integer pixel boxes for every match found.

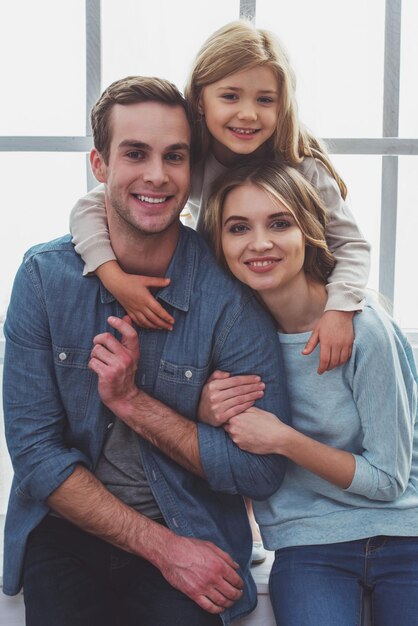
[99,224,195,312]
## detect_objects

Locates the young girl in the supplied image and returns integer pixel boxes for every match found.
[200,159,418,626]
[70,20,370,374]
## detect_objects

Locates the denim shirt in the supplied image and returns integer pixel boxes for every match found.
[3,225,289,622]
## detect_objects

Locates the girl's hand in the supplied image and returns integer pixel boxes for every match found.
[96,260,175,331]
[224,407,286,454]
[197,371,265,427]
[303,310,355,374]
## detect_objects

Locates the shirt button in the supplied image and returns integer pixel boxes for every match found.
[58,352,67,361]
[185,370,193,379]
[107,422,113,430]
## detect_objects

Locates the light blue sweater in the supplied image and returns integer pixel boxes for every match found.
[255,299,418,550]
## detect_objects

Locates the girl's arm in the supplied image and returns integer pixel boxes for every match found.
[301,159,371,373]
[70,186,174,330]
[225,307,418,501]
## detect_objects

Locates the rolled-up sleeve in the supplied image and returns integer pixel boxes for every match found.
[198,296,290,500]
[3,258,91,502]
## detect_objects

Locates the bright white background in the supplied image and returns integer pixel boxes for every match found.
[0,0,417,560]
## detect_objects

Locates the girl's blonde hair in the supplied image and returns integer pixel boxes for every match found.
[205,159,336,285]
[184,21,347,199]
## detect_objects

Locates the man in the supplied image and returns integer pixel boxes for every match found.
[3,76,289,626]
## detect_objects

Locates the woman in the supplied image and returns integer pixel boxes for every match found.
[200,160,418,626]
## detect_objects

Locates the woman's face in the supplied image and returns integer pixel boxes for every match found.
[199,66,279,165]
[221,182,306,294]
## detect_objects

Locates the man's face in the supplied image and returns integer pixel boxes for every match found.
[93,101,191,236]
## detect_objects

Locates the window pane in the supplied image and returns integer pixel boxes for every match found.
[102,0,240,93]
[395,157,418,328]
[256,0,385,138]
[0,0,85,135]
[0,153,87,320]
[330,154,381,293]
[399,0,418,137]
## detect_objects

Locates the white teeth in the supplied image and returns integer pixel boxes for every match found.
[136,195,167,204]
[231,127,257,135]
[249,260,273,267]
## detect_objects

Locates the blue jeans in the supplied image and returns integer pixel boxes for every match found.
[23,515,222,626]
[269,536,418,626]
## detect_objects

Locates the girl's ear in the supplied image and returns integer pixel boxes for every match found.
[197,98,205,116]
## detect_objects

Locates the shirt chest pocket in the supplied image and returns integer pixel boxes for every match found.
[155,360,210,419]
[53,345,95,420]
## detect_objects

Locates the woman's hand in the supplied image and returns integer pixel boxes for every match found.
[224,407,287,454]
[303,310,355,374]
[197,370,265,427]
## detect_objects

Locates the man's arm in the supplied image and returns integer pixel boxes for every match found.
[48,465,243,613]
[3,260,243,613]
[90,304,290,500]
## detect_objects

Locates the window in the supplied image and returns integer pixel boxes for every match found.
[1,0,417,575]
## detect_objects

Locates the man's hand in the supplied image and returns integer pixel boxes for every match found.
[302,310,355,374]
[156,534,244,614]
[89,315,140,411]
[198,370,265,427]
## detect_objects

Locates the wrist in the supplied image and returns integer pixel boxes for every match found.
[107,387,142,424]
[274,423,297,457]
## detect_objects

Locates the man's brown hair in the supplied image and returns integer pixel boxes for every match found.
[91,76,190,164]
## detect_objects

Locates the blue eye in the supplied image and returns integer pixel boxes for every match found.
[258,96,274,104]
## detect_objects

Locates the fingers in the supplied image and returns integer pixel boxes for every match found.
[207,370,231,383]
[317,344,353,374]
[208,374,261,393]
[130,306,174,331]
[140,283,175,328]
[302,329,319,355]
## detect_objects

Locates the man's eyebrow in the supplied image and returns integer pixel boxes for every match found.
[118,140,150,150]
[117,141,190,152]
[223,211,293,226]
[166,143,190,152]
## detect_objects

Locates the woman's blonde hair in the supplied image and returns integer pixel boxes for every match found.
[184,21,347,199]
[205,159,336,285]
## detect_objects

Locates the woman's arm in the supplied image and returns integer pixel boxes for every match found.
[226,307,417,501]
[224,408,356,489]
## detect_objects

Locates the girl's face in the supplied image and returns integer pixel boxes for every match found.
[221,182,306,294]
[200,66,279,165]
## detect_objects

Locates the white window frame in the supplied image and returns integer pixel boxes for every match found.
[0,0,417,358]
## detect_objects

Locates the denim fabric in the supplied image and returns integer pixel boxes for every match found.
[3,225,290,624]
[23,516,222,626]
[269,537,418,626]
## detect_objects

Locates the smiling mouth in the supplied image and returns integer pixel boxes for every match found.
[132,194,172,204]
[228,127,260,135]
[244,258,281,272]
